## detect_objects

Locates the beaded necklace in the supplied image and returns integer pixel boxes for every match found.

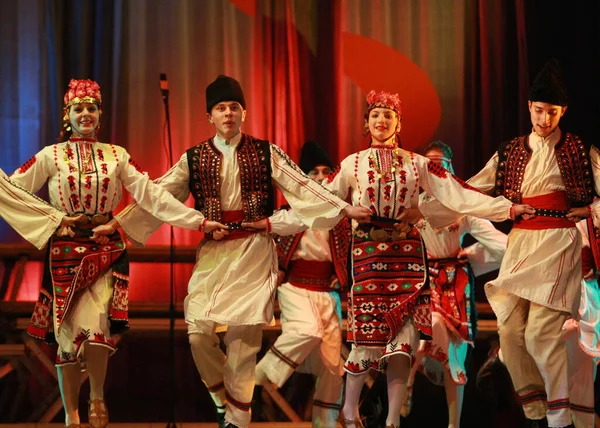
[369,142,401,181]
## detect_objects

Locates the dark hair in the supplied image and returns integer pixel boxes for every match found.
[423,141,453,160]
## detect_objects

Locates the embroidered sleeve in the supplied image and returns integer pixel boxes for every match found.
[417,154,512,227]
[467,152,499,195]
[116,152,194,246]
[322,158,352,202]
[269,144,348,230]
[117,148,203,232]
[0,168,64,249]
[269,208,308,236]
[9,146,52,193]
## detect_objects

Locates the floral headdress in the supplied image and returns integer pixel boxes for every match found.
[366,90,402,116]
[63,79,102,108]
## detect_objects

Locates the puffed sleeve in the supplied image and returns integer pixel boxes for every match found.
[269,208,308,236]
[117,149,203,235]
[0,168,64,249]
[417,153,509,228]
[269,144,348,230]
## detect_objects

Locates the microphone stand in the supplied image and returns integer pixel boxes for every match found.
[160,74,178,428]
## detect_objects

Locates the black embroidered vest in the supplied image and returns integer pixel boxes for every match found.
[186,134,275,222]
[493,133,596,207]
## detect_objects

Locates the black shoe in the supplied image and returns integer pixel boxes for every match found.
[217,412,226,428]
[476,341,503,388]
[525,417,548,428]
[224,424,239,428]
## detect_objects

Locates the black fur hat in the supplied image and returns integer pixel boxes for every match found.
[299,140,333,174]
[206,75,246,113]
[528,59,568,106]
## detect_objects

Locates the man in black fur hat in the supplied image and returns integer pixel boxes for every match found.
[102,76,370,428]
[422,59,600,428]
[253,140,350,427]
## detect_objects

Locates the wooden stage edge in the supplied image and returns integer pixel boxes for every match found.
[0,423,320,428]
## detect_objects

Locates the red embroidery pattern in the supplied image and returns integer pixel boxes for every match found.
[84,175,92,189]
[383,184,392,201]
[367,187,376,202]
[399,170,407,184]
[326,164,342,183]
[67,175,77,191]
[383,205,391,217]
[399,187,408,203]
[101,163,108,175]
[101,177,110,193]
[96,148,104,161]
[53,146,68,211]
[100,196,108,211]
[18,155,37,174]
[128,157,145,173]
[427,161,449,179]
[368,170,375,184]
[84,194,93,209]
[70,194,80,210]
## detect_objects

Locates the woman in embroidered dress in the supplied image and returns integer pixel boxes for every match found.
[322,91,534,428]
[9,79,224,428]
[399,141,508,428]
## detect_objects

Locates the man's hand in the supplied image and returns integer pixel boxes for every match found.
[212,229,229,241]
[566,206,589,223]
[203,221,228,234]
[241,219,268,230]
[457,249,469,263]
[396,207,423,224]
[513,204,536,220]
[343,205,371,223]
[277,269,286,286]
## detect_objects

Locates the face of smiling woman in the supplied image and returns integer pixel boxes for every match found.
[368,107,400,142]
[68,102,100,138]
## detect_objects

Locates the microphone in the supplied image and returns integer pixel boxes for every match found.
[159,73,169,99]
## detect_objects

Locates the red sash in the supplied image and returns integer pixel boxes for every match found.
[287,259,335,291]
[514,191,575,230]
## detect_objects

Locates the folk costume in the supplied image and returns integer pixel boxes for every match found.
[256,141,350,427]
[9,79,205,366]
[114,76,350,428]
[562,220,600,428]
[0,167,65,249]
[421,60,600,427]
[412,208,507,386]
[322,90,514,376]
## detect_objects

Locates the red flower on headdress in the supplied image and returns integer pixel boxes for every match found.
[366,90,402,115]
[63,79,102,107]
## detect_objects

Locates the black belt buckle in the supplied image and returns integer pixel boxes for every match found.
[226,221,245,231]
[535,208,568,218]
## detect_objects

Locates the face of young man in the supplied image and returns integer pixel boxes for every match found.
[207,101,246,140]
[528,101,567,139]
[307,165,331,184]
